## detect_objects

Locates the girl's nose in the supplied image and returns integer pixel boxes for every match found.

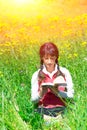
[48,58,51,63]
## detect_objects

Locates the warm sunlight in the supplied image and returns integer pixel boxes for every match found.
[13,0,44,6]
[14,0,35,5]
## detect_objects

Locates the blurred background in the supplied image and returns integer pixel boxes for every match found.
[0,0,87,43]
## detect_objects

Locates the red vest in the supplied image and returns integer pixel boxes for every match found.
[38,71,66,108]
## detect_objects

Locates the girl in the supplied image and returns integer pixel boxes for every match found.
[31,42,74,119]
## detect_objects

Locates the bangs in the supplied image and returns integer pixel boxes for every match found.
[43,48,56,56]
[39,42,59,59]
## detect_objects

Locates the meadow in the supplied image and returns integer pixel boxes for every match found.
[0,0,87,130]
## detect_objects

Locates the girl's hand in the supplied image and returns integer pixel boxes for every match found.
[49,86,58,97]
[39,85,48,98]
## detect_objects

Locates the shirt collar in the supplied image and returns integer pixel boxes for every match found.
[42,64,58,79]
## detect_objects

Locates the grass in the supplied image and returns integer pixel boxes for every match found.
[0,35,87,130]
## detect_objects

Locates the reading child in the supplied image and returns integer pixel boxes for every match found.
[31,42,74,119]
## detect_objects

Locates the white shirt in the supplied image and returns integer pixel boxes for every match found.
[31,64,74,102]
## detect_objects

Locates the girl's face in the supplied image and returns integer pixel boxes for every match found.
[42,54,57,73]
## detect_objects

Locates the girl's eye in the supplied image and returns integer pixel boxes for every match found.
[45,57,48,59]
[42,57,47,60]
[44,57,55,60]
[51,57,54,60]
[43,58,48,60]
[51,57,56,60]
[43,56,56,60]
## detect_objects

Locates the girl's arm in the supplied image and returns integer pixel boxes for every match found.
[31,70,40,102]
[59,67,74,98]
[31,70,48,102]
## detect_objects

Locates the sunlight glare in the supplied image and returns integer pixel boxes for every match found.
[14,0,35,5]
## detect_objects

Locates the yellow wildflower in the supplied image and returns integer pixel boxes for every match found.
[49,16,59,22]
[68,54,72,59]
[0,52,3,55]
[62,29,72,37]
[50,25,55,29]
[73,53,78,57]
[0,71,3,77]
[33,25,40,32]
[64,43,71,49]
[81,42,87,47]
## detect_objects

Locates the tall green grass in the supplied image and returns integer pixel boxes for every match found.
[0,36,87,130]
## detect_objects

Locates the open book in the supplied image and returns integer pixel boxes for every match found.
[41,82,67,87]
[41,82,54,88]
[54,76,67,86]
[41,76,67,88]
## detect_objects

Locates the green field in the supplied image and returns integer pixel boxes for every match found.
[0,0,87,130]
